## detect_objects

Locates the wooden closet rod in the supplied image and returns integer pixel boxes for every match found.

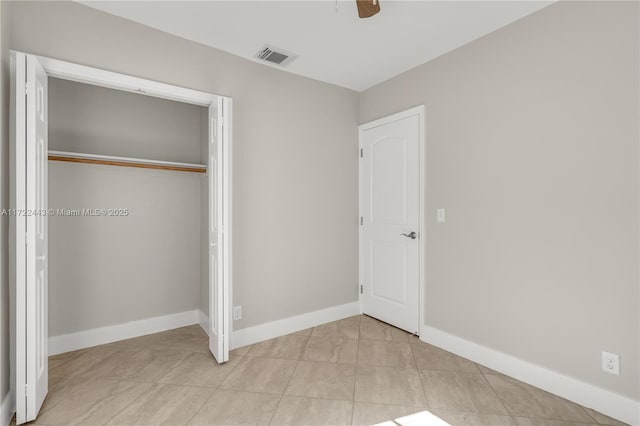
[48,150,207,173]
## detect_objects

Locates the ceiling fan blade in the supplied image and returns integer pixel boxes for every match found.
[356,0,380,18]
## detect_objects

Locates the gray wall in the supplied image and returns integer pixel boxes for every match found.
[48,78,206,335]
[49,78,204,163]
[8,1,360,333]
[48,164,203,335]
[360,1,639,400]
[0,0,11,404]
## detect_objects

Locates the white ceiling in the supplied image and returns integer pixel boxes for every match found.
[81,1,552,92]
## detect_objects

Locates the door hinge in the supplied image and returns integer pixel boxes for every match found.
[360,216,363,226]
[360,284,363,294]
[24,82,29,95]
[25,232,28,245]
[360,148,363,158]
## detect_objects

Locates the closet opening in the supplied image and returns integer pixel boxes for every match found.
[10,51,232,424]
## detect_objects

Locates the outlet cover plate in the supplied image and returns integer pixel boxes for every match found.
[602,351,620,375]
[233,306,242,321]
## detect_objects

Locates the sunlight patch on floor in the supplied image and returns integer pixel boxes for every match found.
[374,410,451,426]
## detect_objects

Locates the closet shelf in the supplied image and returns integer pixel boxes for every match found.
[48,150,207,173]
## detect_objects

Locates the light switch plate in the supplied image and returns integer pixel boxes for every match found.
[437,208,446,223]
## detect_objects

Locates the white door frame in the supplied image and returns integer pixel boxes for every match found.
[358,105,426,336]
[10,51,233,422]
[33,55,233,360]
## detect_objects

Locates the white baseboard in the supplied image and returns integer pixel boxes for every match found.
[48,301,361,356]
[49,310,200,355]
[421,325,640,426]
[1,390,15,426]
[198,310,210,336]
[230,301,360,350]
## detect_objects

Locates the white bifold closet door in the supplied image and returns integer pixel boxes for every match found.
[208,99,229,363]
[11,51,231,424]
[13,52,49,425]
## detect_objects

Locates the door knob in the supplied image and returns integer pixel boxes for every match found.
[401,232,417,240]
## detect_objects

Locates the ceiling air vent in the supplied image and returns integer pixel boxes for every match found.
[256,45,297,67]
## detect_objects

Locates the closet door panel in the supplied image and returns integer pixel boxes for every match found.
[14,52,49,425]
[208,101,227,363]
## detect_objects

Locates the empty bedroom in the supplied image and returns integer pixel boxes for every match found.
[0,1,638,425]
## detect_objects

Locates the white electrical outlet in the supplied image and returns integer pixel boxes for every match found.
[437,208,446,223]
[602,351,620,375]
[233,306,242,321]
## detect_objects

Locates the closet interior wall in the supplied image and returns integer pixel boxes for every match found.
[48,77,208,339]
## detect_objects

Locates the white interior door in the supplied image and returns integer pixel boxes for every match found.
[359,107,423,335]
[13,52,49,424]
[208,98,229,363]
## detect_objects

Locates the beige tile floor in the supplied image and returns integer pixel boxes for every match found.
[14,315,627,426]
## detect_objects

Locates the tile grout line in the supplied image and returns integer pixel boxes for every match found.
[210,351,247,391]
[408,339,430,412]
[99,381,163,426]
[581,405,609,425]
[351,316,363,426]
[143,350,266,424]
[475,365,512,418]
[153,349,194,385]
[43,338,221,424]
[477,370,517,420]
[92,340,206,424]
[266,330,312,425]
[42,346,129,416]
[479,371,600,425]
[37,373,98,416]
[182,376,224,426]
[157,349,245,389]
[215,388,356,403]
[511,414,600,425]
